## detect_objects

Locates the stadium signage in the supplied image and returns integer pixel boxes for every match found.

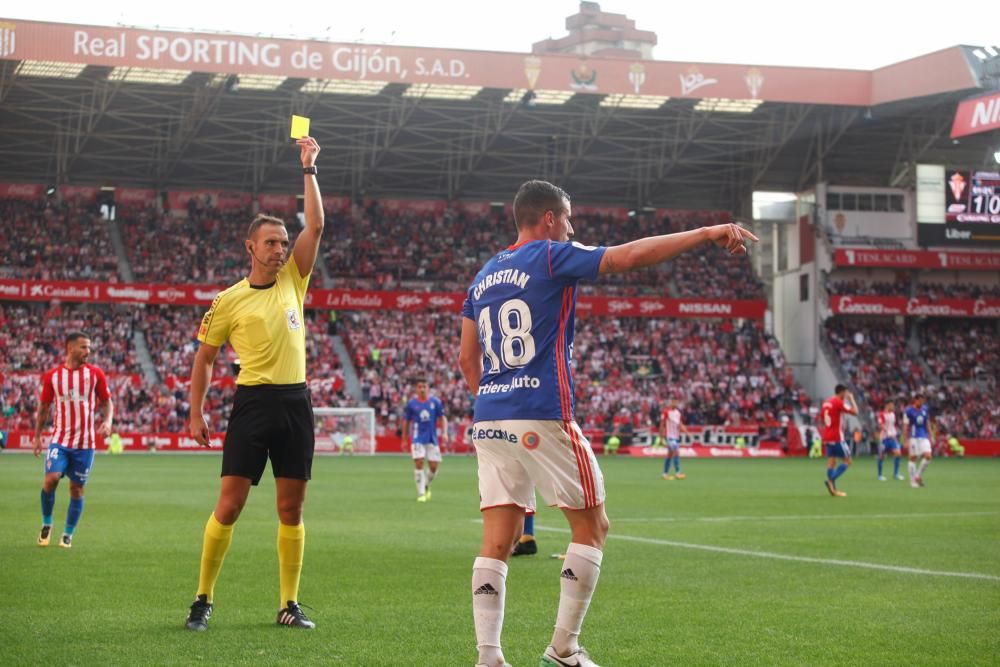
[1,19,982,107]
[116,188,158,206]
[105,286,151,301]
[0,280,767,318]
[630,446,784,459]
[0,182,43,199]
[678,302,732,315]
[834,248,1000,270]
[951,91,1000,139]
[831,295,1000,318]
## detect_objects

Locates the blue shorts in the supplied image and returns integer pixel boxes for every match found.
[666,437,680,452]
[44,444,96,486]
[880,438,901,454]
[824,442,851,459]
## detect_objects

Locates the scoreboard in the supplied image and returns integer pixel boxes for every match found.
[917,165,1000,247]
[946,170,1000,223]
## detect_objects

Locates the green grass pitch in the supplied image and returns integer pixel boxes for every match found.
[1,453,998,666]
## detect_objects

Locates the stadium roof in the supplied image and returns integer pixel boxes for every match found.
[0,19,997,212]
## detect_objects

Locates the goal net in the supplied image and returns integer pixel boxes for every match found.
[313,407,377,455]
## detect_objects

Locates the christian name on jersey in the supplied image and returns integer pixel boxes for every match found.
[472,268,530,301]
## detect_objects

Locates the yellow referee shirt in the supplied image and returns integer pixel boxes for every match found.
[197,256,310,385]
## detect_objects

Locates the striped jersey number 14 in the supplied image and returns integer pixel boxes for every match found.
[478,299,536,373]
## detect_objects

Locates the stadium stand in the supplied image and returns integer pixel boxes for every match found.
[119,206,256,285]
[0,197,120,281]
[0,188,993,448]
[339,310,471,430]
[573,316,806,431]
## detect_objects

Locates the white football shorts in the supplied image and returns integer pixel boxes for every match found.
[908,437,932,457]
[411,442,442,462]
[472,419,605,512]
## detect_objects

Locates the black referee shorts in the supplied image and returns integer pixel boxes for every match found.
[222,383,314,485]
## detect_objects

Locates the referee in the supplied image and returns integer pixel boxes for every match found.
[184,136,324,631]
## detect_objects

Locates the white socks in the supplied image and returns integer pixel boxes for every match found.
[909,460,917,480]
[472,557,508,667]
[551,543,603,656]
[917,458,930,478]
[425,467,437,488]
[414,469,425,496]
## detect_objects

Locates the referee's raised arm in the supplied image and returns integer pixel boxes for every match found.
[292,136,324,278]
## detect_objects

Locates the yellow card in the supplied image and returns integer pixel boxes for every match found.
[290,115,310,139]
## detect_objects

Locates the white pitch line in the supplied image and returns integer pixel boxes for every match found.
[536,525,1000,582]
[611,511,1000,524]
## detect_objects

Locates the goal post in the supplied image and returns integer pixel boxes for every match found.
[313,407,377,455]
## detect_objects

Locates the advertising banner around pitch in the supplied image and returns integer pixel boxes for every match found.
[0,183,44,199]
[830,295,1000,318]
[834,248,1000,270]
[0,279,769,318]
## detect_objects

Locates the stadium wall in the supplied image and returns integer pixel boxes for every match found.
[771,212,826,399]
[815,184,914,241]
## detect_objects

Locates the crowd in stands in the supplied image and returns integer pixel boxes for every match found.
[0,302,140,375]
[573,316,806,432]
[3,190,765,300]
[930,384,999,440]
[2,191,996,444]
[337,309,804,440]
[119,203,256,285]
[824,318,929,411]
[339,310,470,438]
[919,320,999,383]
[0,197,119,281]
[825,279,909,296]
[824,317,997,438]
[323,204,764,299]
[912,282,1000,300]
[826,278,1000,299]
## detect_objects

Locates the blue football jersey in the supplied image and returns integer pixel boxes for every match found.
[462,239,607,421]
[404,396,445,444]
[904,405,930,438]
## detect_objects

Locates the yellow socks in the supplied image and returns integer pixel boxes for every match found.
[277,522,305,606]
[196,513,234,602]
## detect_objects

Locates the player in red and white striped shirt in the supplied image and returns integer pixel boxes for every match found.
[32,331,114,548]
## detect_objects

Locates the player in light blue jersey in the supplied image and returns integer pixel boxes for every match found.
[904,394,934,488]
[459,180,758,667]
[402,377,448,502]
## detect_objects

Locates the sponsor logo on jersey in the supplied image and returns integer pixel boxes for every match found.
[472,428,519,443]
[523,431,540,450]
[478,376,542,394]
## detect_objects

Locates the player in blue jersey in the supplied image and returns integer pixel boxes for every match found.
[904,394,934,488]
[458,180,757,667]
[402,377,448,502]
